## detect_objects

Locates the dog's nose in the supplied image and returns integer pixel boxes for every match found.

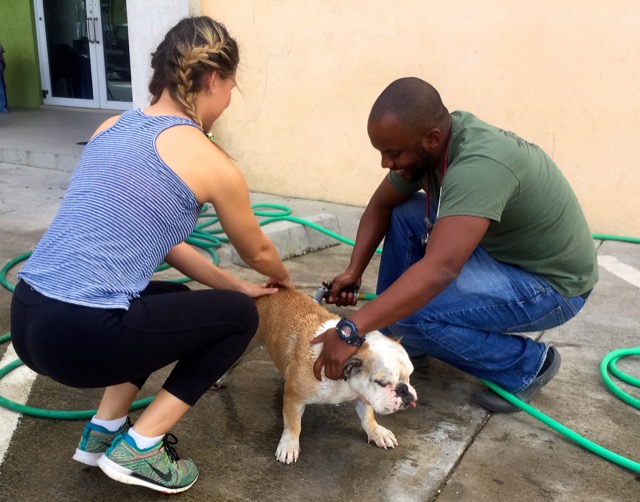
[396,382,417,408]
[396,383,415,402]
[396,383,409,397]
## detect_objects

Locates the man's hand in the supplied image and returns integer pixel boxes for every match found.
[325,272,362,306]
[312,327,359,380]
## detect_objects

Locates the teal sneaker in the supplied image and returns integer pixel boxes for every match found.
[96,432,198,494]
[72,417,131,466]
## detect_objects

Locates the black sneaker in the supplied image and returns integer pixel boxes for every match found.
[409,354,430,369]
[474,346,561,413]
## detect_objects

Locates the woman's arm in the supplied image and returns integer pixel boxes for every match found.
[156,127,293,289]
[165,242,282,298]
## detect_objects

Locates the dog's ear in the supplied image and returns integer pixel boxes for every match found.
[342,357,363,380]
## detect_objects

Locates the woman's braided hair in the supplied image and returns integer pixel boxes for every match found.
[149,16,239,130]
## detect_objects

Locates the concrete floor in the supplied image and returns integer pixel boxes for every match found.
[1,107,640,501]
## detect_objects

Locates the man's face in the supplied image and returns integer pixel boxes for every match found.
[368,113,433,182]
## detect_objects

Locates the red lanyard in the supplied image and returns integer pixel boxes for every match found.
[423,137,451,241]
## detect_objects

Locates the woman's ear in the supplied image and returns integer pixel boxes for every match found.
[206,71,218,94]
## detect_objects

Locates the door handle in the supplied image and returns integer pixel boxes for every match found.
[92,17,100,44]
[86,17,94,44]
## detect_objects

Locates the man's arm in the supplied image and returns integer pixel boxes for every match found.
[314,212,490,380]
[351,214,490,333]
[328,177,411,305]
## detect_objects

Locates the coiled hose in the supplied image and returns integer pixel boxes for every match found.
[0,203,372,419]
[0,204,639,473]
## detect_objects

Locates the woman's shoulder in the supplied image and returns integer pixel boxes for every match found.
[157,122,221,157]
[158,124,240,176]
[90,114,122,139]
[158,126,245,204]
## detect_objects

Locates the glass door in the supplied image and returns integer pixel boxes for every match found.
[34,0,132,110]
[96,0,131,107]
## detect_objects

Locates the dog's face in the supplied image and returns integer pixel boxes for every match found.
[343,331,418,414]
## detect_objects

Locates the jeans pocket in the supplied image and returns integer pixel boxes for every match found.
[505,306,565,333]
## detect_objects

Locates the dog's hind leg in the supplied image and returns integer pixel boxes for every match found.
[355,400,398,449]
[209,336,264,390]
[275,387,306,464]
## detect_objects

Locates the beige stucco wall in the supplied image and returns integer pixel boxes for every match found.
[129,0,200,106]
[191,1,639,237]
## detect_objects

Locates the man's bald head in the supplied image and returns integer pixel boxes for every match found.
[368,77,449,134]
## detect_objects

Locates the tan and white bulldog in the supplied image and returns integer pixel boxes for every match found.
[253,288,418,464]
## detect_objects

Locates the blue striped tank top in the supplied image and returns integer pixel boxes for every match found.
[18,109,202,309]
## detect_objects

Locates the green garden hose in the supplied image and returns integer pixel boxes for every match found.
[480,367,640,473]
[0,203,380,289]
[0,252,30,293]
[0,206,639,475]
[592,233,640,244]
[0,358,153,420]
[0,203,379,420]
[599,347,640,409]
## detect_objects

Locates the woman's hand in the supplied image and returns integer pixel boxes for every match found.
[265,275,295,290]
[243,274,295,298]
[242,282,281,298]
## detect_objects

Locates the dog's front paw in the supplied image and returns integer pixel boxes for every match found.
[367,425,398,449]
[209,376,227,390]
[275,437,300,464]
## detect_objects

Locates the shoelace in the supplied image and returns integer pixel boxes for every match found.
[161,433,181,462]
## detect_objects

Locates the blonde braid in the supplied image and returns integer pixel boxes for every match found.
[174,46,207,129]
[149,17,239,114]
[173,22,234,131]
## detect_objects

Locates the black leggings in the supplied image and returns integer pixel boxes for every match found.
[10,280,258,406]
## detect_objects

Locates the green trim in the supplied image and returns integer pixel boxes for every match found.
[0,1,42,109]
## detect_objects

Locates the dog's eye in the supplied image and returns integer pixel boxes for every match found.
[374,379,389,388]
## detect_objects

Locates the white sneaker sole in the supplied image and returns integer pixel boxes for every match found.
[96,455,197,494]
[72,448,102,467]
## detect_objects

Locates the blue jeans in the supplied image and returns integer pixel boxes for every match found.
[377,193,588,392]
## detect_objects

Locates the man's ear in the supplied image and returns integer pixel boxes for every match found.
[421,127,443,151]
[342,357,363,380]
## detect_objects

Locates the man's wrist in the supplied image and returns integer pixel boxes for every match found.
[335,318,366,347]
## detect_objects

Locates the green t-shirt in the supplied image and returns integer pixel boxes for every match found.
[388,111,598,297]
